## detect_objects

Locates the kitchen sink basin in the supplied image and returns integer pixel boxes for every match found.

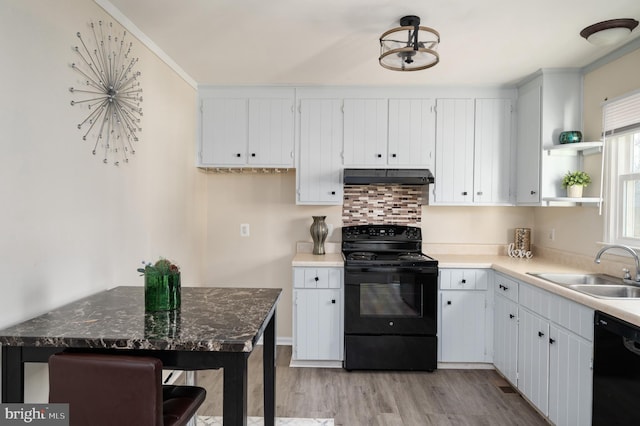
[568,284,640,298]
[527,272,640,299]
[528,273,621,286]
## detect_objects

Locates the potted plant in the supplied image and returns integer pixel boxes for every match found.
[562,170,591,198]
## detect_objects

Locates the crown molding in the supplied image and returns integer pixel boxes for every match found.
[94,0,197,89]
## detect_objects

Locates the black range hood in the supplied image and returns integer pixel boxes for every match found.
[343,168,435,185]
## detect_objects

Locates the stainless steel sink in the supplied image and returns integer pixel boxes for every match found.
[528,273,621,286]
[527,272,640,299]
[568,284,640,298]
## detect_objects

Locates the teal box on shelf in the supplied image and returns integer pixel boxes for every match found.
[559,131,582,144]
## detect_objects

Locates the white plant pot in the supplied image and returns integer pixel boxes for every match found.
[567,185,583,198]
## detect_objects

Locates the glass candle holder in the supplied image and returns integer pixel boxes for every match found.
[144,272,181,312]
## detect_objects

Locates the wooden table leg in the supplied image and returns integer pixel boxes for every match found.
[263,311,276,426]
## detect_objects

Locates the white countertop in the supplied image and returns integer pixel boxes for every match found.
[291,250,640,328]
[435,254,640,328]
[291,252,344,267]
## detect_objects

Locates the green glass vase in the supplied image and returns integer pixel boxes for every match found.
[144,272,181,312]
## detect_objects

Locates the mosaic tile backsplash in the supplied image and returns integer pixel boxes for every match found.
[342,184,425,225]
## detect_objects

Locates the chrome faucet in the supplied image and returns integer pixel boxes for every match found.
[594,244,640,284]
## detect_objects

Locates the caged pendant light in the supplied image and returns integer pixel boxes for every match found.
[379,15,440,71]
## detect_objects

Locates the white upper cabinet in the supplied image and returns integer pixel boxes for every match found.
[516,78,543,203]
[296,98,344,205]
[474,98,513,204]
[515,70,584,205]
[388,99,436,168]
[433,99,476,204]
[198,87,295,167]
[433,98,514,205]
[247,98,295,166]
[200,97,248,166]
[343,99,388,166]
[343,97,436,168]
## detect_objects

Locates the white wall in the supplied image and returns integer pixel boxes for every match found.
[202,171,343,340]
[0,0,205,401]
[422,206,534,245]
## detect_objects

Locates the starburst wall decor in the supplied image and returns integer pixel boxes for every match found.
[70,20,143,165]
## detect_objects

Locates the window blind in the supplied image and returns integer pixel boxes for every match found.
[603,89,640,136]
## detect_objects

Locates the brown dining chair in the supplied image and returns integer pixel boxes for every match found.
[48,352,206,426]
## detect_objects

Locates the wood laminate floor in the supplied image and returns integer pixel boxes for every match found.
[195,346,547,426]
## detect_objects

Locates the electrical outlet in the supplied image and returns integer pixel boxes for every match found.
[240,224,250,237]
[549,228,555,241]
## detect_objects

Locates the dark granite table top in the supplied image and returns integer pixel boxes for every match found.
[0,286,282,352]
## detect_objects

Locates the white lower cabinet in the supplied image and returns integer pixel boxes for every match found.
[440,290,487,362]
[292,267,343,365]
[518,307,550,415]
[439,268,492,363]
[493,293,518,385]
[492,275,593,426]
[548,324,593,426]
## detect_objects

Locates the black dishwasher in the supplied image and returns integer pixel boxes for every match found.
[593,311,640,425]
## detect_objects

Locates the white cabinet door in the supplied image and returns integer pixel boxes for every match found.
[343,99,388,166]
[518,308,550,416]
[516,78,542,203]
[293,288,342,361]
[297,99,344,205]
[493,294,519,386]
[247,98,294,166]
[201,97,248,166]
[474,98,513,204]
[387,99,435,168]
[440,290,486,362]
[548,324,593,426]
[434,99,475,204]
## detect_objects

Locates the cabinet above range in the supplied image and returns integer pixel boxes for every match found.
[343,98,436,169]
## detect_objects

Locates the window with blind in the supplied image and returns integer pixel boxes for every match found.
[603,90,640,246]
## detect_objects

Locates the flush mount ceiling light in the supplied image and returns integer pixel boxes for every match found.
[580,18,639,46]
[379,15,440,71]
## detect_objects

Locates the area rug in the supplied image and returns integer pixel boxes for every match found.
[197,416,334,425]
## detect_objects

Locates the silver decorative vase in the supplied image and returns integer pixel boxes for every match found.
[310,216,328,255]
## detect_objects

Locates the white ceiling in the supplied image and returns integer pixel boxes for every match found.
[104,0,640,87]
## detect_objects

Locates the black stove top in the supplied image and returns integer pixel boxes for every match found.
[342,225,437,267]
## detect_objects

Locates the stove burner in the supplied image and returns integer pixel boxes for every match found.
[398,253,427,261]
[349,252,377,261]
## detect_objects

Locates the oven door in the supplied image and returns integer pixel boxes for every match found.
[344,265,438,336]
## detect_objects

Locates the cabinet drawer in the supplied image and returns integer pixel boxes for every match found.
[293,267,342,289]
[494,273,519,302]
[440,269,489,290]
